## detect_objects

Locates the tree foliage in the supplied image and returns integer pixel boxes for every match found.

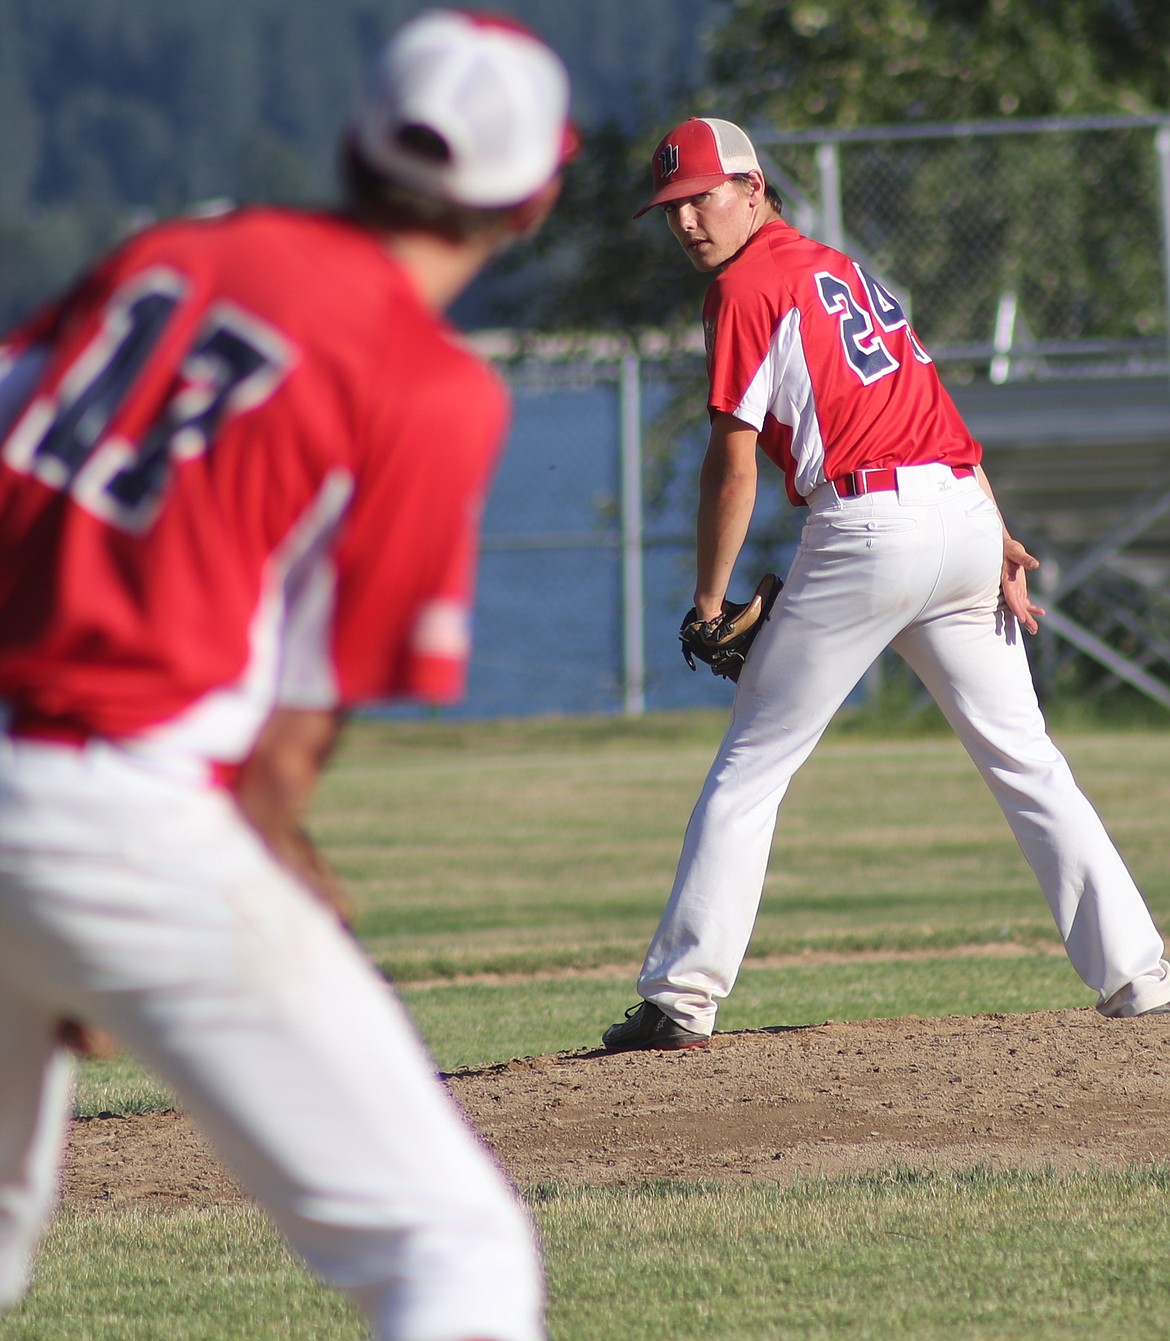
[0,0,718,332]
[701,0,1170,126]
[527,0,1170,350]
[2,1,1169,340]
[691,0,1170,354]
[474,121,709,338]
[0,0,376,328]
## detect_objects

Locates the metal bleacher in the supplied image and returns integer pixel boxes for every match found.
[949,372,1170,709]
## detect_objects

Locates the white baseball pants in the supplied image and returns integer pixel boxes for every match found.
[639,464,1170,1032]
[0,739,543,1341]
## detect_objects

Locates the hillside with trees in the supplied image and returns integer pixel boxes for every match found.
[0,0,716,330]
[1,1,1169,340]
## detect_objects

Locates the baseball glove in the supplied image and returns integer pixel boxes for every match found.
[679,572,782,682]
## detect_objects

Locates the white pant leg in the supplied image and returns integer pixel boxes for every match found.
[640,469,1169,1029]
[0,742,544,1341]
[890,498,1170,1015]
[639,487,955,1032]
[0,1000,73,1311]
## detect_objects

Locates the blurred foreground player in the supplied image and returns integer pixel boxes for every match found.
[604,117,1170,1053]
[0,10,574,1339]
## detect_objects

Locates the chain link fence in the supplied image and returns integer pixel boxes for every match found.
[453,353,748,720]
[757,114,1170,379]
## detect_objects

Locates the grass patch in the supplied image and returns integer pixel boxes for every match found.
[73,1054,173,1118]
[716,952,1087,1034]
[9,1171,1170,1339]
[403,951,1088,1071]
[535,1168,1170,1339]
[313,718,1170,983]
[0,1207,359,1340]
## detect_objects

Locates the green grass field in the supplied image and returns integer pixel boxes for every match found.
[5,711,1170,1339]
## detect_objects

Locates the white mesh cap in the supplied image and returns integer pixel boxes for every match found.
[353,8,575,209]
[634,117,763,217]
[703,119,763,173]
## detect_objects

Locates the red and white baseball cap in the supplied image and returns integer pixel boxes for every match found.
[633,117,762,218]
[353,8,577,208]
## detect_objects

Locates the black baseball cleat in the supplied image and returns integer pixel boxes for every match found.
[602,1001,711,1052]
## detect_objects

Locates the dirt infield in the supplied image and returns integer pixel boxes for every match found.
[62,1008,1170,1210]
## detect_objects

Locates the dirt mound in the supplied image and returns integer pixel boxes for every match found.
[62,1008,1170,1209]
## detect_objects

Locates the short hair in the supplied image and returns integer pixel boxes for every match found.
[731,172,783,215]
[339,135,517,242]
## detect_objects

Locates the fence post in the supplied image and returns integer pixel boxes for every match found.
[619,350,646,717]
[990,290,1018,384]
[1156,123,1170,377]
[815,139,845,251]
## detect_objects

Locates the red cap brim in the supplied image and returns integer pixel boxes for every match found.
[632,171,734,219]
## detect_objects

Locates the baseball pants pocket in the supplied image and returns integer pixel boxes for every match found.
[964,493,1002,523]
[802,512,919,547]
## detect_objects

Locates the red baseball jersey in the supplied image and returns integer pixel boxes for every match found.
[0,208,508,763]
[703,218,981,506]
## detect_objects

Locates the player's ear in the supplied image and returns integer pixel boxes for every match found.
[507,177,563,240]
[744,169,767,208]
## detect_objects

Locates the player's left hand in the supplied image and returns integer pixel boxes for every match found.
[680,572,782,680]
[1001,535,1045,634]
[57,1018,120,1059]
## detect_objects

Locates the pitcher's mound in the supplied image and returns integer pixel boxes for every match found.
[63,1009,1170,1210]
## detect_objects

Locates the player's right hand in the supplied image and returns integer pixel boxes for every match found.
[57,1018,120,1059]
[1001,535,1045,635]
[282,825,354,927]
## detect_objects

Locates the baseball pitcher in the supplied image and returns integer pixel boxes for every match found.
[604,117,1170,1052]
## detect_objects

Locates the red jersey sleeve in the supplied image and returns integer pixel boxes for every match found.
[329,347,509,706]
[703,273,784,430]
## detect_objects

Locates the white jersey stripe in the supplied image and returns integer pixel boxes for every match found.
[137,469,354,764]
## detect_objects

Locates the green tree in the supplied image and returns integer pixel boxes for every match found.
[482,120,709,338]
[0,0,387,329]
[0,0,723,331]
[701,0,1170,126]
[515,1,1170,345]
[697,1,1170,352]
